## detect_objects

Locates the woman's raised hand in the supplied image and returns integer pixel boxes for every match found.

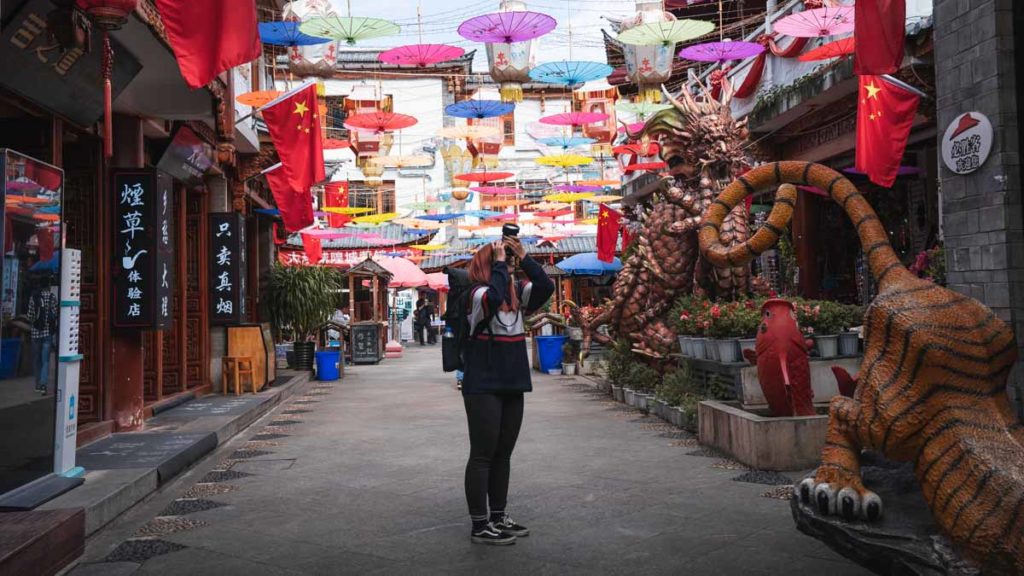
[491,240,506,262]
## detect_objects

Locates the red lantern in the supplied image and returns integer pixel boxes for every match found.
[75,0,137,157]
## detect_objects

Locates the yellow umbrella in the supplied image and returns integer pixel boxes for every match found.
[394,218,445,230]
[577,217,599,225]
[410,244,448,251]
[587,194,624,202]
[437,125,501,139]
[353,212,398,224]
[482,199,532,208]
[535,154,593,168]
[543,192,595,202]
[527,202,570,211]
[323,206,373,215]
[368,154,433,168]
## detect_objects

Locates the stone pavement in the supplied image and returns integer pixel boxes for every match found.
[68,346,869,575]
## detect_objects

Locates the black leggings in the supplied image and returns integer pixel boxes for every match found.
[463,393,524,520]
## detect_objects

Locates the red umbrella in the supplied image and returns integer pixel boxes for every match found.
[773,7,854,38]
[486,213,519,221]
[454,172,515,183]
[470,186,521,195]
[323,138,351,149]
[623,161,667,173]
[540,112,609,127]
[344,112,418,134]
[534,208,574,219]
[797,37,855,62]
[613,142,660,156]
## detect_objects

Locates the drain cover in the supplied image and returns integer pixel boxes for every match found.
[229,449,272,460]
[199,470,252,483]
[158,498,226,517]
[230,459,297,473]
[732,470,794,486]
[104,539,187,563]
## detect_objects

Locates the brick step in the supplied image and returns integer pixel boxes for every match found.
[0,508,84,576]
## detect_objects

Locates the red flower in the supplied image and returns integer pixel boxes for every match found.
[711,305,721,318]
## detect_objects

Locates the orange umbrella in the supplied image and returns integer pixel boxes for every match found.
[6,194,51,204]
[236,90,282,108]
[578,179,619,187]
[482,199,531,208]
[798,37,855,62]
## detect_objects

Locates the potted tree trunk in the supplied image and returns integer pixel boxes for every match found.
[267,263,343,372]
[838,304,862,356]
[812,301,844,359]
[561,342,577,375]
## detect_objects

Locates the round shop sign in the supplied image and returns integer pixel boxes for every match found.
[941,111,993,175]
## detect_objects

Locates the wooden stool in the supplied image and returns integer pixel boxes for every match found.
[222,356,256,395]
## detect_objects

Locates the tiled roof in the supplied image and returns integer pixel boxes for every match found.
[418,235,621,270]
[283,223,433,250]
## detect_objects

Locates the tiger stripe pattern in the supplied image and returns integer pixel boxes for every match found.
[697,161,1024,573]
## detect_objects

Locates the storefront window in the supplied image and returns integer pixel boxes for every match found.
[0,149,62,497]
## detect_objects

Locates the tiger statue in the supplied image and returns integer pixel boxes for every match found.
[698,161,1023,573]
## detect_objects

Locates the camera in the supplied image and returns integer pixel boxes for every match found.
[501,223,520,262]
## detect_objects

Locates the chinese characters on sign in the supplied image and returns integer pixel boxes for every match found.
[209,213,247,325]
[112,170,174,328]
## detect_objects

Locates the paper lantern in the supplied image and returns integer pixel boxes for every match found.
[283,0,340,78]
[479,1,550,103]
[75,0,137,30]
[451,187,472,201]
[618,1,679,103]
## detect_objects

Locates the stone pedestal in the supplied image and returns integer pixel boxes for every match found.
[698,400,828,471]
[737,356,862,411]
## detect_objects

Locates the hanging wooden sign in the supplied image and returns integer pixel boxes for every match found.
[209,213,247,325]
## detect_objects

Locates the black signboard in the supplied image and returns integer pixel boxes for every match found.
[209,213,246,325]
[112,170,174,329]
[0,0,142,127]
[156,126,215,186]
[350,323,381,365]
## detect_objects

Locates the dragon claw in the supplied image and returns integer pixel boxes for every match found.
[814,483,836,515]
[799,476,882,522]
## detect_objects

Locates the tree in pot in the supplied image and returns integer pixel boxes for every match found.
[838,303,864,356]
[267,263,343,371]
[561,341,577,375]
[811,300,846,359]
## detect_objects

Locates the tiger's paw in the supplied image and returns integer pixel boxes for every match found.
[797,478,882,521]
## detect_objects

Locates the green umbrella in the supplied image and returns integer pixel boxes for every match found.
[401,201,447,211]
[300,15,400,46]
[617,20,715,47]
[615,101,673,118]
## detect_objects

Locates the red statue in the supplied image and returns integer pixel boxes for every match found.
[742,299,815,417]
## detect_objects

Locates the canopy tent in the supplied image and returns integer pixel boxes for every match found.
[557,252,623,276]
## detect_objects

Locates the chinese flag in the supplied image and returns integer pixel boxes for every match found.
[261,83,326,193]
[264,164,314,232]
[854,0,906,75]
[855,76,919,188]
[597,204,622,263]
[620,227,633,252]
[324,182,350,227]
[301,233,322,265]
[153,0,261,89]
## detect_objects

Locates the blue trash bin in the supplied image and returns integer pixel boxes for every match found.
[535,335,567,374]
[0,338,21,379]
[315,350,341,381]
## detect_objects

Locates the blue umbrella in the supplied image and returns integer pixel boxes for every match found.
[462,210,503,219]
[535,135,596,149]
[416,213,465,221]
[254,208,280,216]
[259,22,332,47]
[529,61,614,87]
[556,252,622,276]
[30,251,59,273]
[445,100,515,119]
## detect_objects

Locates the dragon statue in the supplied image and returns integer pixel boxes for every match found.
[592,81,754,358]
[700,161,1023,574]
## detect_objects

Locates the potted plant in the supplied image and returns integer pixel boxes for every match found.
[811,300,845,359]
[267,263,343,371]
[690,300,713,360]
[838,304,863,356]
[673,297,697,358]
[736,300,762,358]
[706,303,745,363]
[561,341,577,375]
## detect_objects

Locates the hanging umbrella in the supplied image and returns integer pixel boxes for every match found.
[843,165,922,177]
[437,125,501,139]
[552,184,603,192]
[379,43,465,67]
[576,217,599,225]
[394,218,445,230]
[454,171,515,183]
[416,213,465,222]
[623,161,668,172]
[678,40,765,63]
[344,112,417,133]
[401,201,447,210]
[352,212,399,224]
[587,194,623,203]
[463,209,503,219]
[539,112,609,127]
[323,138,351,150]
[613,142,660,157]
[534,208,574,219]
[618,121,647,133]
[236,90,283,108]
[543,192,595,202]
[527,201,570,211]
[323,206,373,215]
[616,19,714,46]
[409,244,448,251]
[485,213,520,221]
[457,11,557,44]
[535,135,596,149]
[557,252,623,276]
[482,199,531,208]
[615,101,672,118]
[798,37,855,62]
[373,256,428,288]
[445,100,515,119]
[258,21,332,47]
[300,15,400,46]
[773,7,854,38]
[470,186,521,195]
[536,154,592,168]
[425,272,450,292]
[254,208,280,216]
[368,154,433,168]
[579,179,620,187]
[528,61,614,87]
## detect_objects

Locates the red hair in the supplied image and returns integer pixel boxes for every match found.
[468,244,519,312]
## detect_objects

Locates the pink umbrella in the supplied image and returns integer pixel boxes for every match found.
[373,255,429,288]
[379,44,465,67]
[425,272,449,292]
[618,122,647,133]
[552,184,604,192]
[540,111,609,127]
[678,40,765,63]
[486,213,519,221]
[470,186,521,195]
[773,7,854,38]
[300,230,362,239]
[457,11,557,44]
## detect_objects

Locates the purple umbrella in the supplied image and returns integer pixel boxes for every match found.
[552,184,604,192]
[457,11,557,44]
[843,166,922,177]
[678,40,765,63]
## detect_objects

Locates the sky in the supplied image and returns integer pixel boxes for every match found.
[330,0,640,70]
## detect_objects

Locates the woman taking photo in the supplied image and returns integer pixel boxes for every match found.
[462,236,553,545]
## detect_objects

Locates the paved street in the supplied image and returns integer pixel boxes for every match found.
[70,346,868,576]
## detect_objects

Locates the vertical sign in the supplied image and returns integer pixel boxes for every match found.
[112,170,174,329]
[209,213,246,325]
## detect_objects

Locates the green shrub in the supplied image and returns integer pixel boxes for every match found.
[621,362,660,393]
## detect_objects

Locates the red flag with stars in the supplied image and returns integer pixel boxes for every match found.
[264,163,314,233]
[855,75,919,188]
[854,0,906,75]
[597,204,622,263]
[261,83,326,192]
[153,0,261,89]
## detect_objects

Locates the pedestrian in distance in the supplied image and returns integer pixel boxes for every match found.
[460,236,554,545]
[413,297,426,346]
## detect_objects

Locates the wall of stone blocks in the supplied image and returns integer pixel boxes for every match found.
[934,0,1024,417]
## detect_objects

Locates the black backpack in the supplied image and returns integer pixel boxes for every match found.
[441,267,498,372]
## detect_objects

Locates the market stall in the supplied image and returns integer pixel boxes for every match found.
[343,258,392,364]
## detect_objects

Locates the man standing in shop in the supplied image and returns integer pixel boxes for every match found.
[27,276,57,395]
[417,297,437,345]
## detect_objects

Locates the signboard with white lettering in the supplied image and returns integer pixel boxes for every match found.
[155,126,215,186]
[209,213,247,325]
[0,0,141,127]
[941,111,993,175]
[111,170,174,329]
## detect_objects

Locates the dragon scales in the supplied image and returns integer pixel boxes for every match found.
[590,81,754,358]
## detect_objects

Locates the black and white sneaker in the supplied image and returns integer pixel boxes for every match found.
[471,523,516,546]
[493,514,529,537]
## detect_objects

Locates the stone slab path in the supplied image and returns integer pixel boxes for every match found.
[69,346,868,575]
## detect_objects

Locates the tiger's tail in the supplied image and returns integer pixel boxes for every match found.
[697,161,911,292]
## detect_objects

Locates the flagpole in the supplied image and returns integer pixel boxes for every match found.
[879,74,929,99]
